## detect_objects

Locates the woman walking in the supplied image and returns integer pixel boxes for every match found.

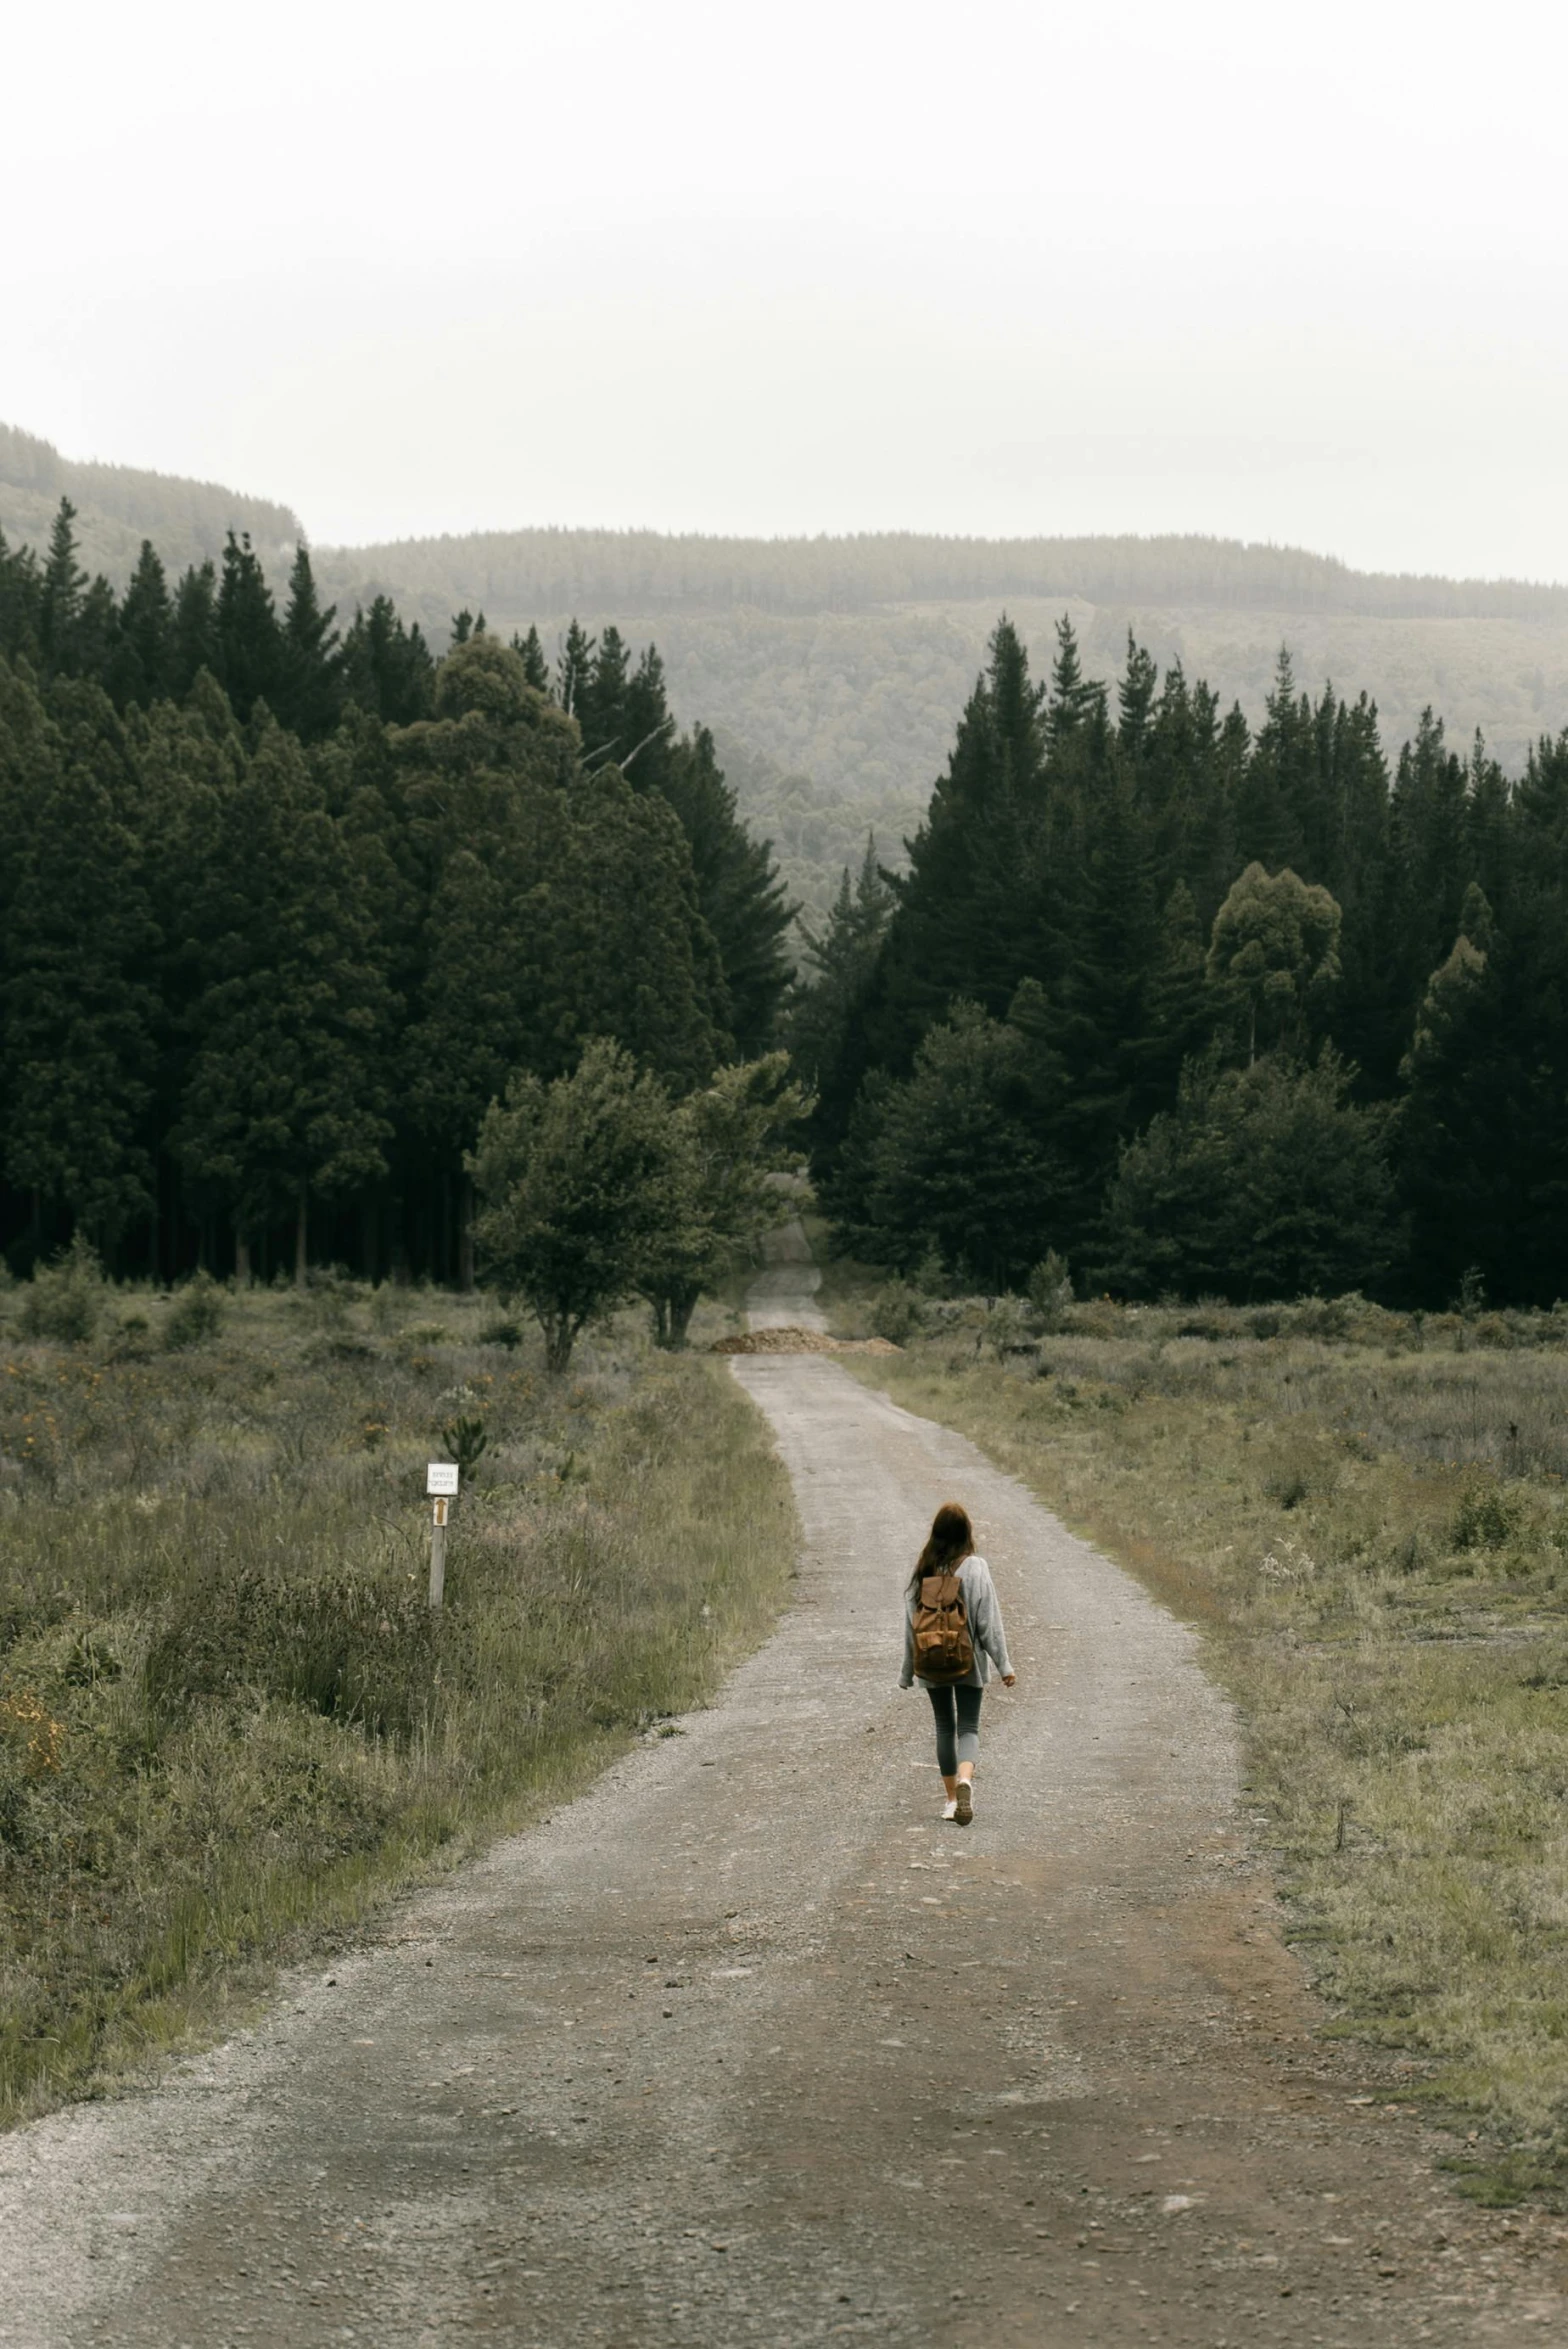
[900,1501,1014,1824]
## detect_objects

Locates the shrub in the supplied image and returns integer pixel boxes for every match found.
[1027,1251,1073,1326]
[1452,1481,1523,1552]
[479,1316,523,1349]
[399,1322,454,1348]
[984,1296,1034,1356]
[163,1272,225,1351]
[18,1235,104,1344]
[871,1281,921,1344]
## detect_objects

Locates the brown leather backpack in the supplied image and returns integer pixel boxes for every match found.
[911,1569,974,1684]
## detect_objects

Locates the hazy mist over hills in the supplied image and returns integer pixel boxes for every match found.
[6,421,1568,924]
[0,425,300,582]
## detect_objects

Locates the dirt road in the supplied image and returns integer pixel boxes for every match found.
[2,1250,1562,2345]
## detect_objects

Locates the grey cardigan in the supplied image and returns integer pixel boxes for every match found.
[900,1555,1012,1690]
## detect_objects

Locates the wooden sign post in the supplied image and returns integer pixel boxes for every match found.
[427,1461,459,1609]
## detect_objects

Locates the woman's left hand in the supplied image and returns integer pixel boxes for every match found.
[1001,1673,1017,1686]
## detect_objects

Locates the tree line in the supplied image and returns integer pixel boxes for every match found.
[5,488,1565,1315]
[790,617,1568,1308]
[317,522,1568,627]
[0,501,794,1296]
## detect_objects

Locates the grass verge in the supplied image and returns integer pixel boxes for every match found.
[830,1287,1568,2202]
[0,1279,796,2125]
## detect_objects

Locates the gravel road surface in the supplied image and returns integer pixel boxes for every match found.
[1,1248,1562,2345]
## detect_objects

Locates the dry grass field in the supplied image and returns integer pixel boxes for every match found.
[0,1266,796,2125]
[833,1278,1568,2204]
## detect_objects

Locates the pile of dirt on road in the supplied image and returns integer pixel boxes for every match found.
[711,1327,901,1356]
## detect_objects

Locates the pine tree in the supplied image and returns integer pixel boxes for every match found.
[38,498,86,674]
[657,725,794,1055]
[73,576,122,693]
[512,624,550,692]
[1235,650,1310,872]
[174,722,393,1282]
[556,618,596,717]
[1,683,158,1251]
[279,544,341,739]
[577,624,630,759]
[842,1000,1060,1287]
[171,560,221,694]
[0,529,43,664]
[1116,632,1159,759]
[114,541,173,708]
[341,596,435,724]
[1387,707,1471,1022]
[1140,879,1212,1103]
[215,532,284,719]
[1044,614,1104,757]
[869,617,1052,1067]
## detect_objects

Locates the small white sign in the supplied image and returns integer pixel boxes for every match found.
[426,1461,460,1496]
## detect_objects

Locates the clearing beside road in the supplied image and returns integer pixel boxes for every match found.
[1,1242,1563,2343]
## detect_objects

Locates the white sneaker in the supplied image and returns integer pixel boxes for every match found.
[942,1798,958,1821]
[954,1781,974,1826]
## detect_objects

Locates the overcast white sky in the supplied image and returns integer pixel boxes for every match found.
[6,0,1565,577]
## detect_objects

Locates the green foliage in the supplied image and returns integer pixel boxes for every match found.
[832,997,1067,1290]
[1450,1481,1522,1552]
[1101,1048,1400,1301]
[440,1414,489,1478]
[870,1280,921,1344]
[17,1234,104,1344]
[638,1053,810,1348]
[162,1272,224,1351]
[470,1040,684,1373]
[1026,1250,1074,1323]
[1206,860,1342,1063]
[0,514,790,1293]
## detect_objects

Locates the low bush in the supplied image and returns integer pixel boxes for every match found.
[870,1281,921,1345]
[18,1235,104,1345]
[162,1271,224,1351]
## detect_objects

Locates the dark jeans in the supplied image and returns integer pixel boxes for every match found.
[925,1682,984,1777]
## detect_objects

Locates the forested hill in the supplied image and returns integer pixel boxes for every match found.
[313,529,1568,925]
[0,425,300,585]
[312,526,1568,624]
[8,421,1568,925]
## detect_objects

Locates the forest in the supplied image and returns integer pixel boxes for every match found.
[795,617,1568,1311]
[1,495,1566,1310]
[0,503,792,1292]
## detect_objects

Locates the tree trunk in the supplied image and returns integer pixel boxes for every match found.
[544,1315,576,1376]
[651,1285,700,1349]
[235,1224,252,1290]
[667,1286,700,1349]
[294,1184,309,1289]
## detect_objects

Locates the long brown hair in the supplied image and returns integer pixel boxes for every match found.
[908,1501,974,1592]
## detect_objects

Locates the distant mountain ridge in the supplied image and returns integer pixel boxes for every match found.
[7,422,1568,928]
[0,424,301,584]
[313,523,1568,627]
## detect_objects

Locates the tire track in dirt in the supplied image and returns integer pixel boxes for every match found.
[0,1241,1560,2344]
